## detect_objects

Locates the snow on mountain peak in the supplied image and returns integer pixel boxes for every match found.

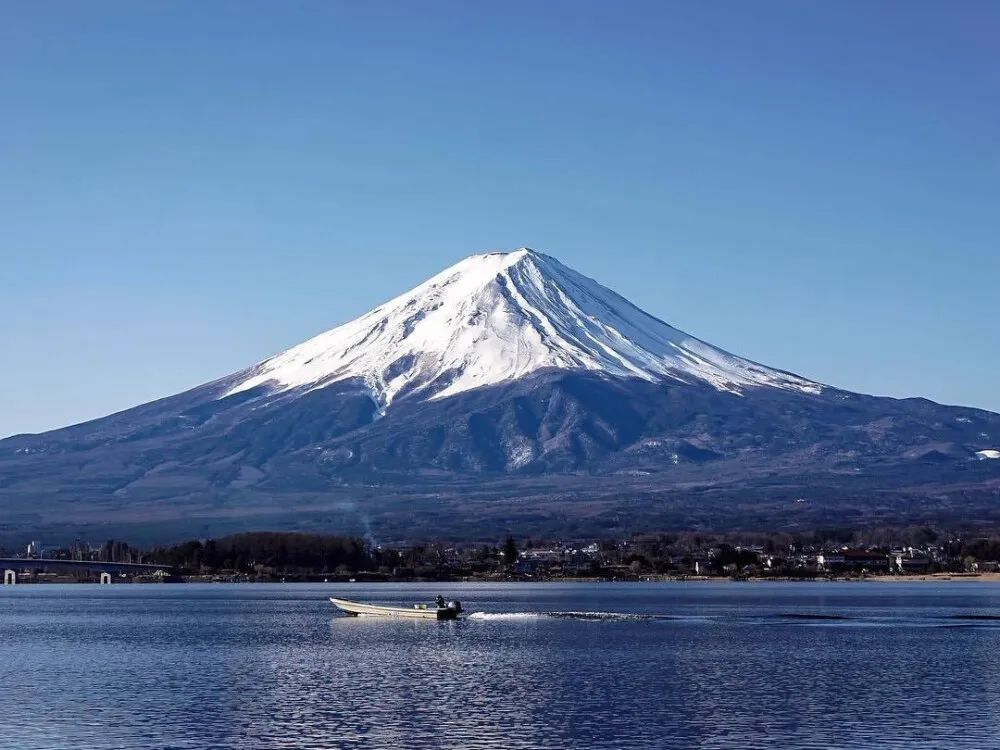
[224,248,822,407]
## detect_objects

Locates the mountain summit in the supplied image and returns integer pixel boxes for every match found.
[227,248,820,409]
[2,248,997,543]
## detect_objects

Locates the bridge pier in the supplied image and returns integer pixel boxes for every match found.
[3,569,15,585]
[100,572,112,585]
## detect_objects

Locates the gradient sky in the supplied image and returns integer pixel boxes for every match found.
[1,1,998,437]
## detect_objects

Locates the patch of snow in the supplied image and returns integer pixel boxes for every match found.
[506,442,535,469]
[224,248,823,407]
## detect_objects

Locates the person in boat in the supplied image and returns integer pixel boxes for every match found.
[435,595,446,609]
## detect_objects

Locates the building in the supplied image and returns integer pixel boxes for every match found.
[889,549,932,574]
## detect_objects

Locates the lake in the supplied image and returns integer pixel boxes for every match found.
[1,582,999,749]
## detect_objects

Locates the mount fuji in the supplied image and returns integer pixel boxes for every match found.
[2,249,998,542]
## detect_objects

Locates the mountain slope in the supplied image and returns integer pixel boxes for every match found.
[225,249,821,408]
[1,249,998,543]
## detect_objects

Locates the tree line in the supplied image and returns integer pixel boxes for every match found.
[149,532,374,574]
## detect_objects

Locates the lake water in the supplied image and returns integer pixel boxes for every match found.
[2,582,999,749]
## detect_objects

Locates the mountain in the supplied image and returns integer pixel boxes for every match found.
[2,248,998,543]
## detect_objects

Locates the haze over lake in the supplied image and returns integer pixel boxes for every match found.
[2,582,999,750]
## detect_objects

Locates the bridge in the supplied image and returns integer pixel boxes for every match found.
[1,558,174,584]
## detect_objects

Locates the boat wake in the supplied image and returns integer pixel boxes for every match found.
[467,611,671,622]
[464,610,1000,627]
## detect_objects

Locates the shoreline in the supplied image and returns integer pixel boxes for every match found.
[5,572,1000,585]
[852,572,1000,583]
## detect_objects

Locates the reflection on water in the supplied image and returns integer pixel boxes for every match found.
[1,582,999,749]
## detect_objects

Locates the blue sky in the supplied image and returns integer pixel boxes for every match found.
[1,1,998,436]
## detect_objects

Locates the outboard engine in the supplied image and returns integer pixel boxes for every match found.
[448,600,462,613]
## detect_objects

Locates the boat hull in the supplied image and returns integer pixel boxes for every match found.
[330,597,461,620]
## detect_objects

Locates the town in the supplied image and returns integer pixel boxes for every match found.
[3,528,1000,584]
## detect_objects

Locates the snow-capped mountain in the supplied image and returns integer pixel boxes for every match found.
[227,248,820,409]
[1,247,998,544]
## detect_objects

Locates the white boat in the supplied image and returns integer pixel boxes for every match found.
[330,597,463,620]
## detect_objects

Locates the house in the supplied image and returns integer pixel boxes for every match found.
[839,549,890,572]
[816,553,845,571]
[889,548,933,574]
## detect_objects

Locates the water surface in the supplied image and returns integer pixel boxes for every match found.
[2,582,999,749]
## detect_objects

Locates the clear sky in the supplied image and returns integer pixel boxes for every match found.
[1,1,998,437]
